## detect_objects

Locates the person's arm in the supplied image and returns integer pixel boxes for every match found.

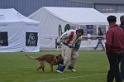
[105,30,113,54]
[56,31,70,45]
[74,36,82,51]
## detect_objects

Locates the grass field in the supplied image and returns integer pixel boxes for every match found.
[0,51,110,82]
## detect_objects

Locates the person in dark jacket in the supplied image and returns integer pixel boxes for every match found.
[120,15,124,80]
[105,15,124,82]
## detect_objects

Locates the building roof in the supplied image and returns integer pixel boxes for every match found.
[70,0,124,5]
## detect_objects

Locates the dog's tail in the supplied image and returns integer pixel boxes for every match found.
[26,55,37,60]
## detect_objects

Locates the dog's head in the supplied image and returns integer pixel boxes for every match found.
[56,54,63,64]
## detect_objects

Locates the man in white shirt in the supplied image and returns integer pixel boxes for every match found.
[56,29,84,73]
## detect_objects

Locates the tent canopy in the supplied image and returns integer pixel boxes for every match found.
[0,8,40,52]
[30,7,108,25]
[0,8,39,23]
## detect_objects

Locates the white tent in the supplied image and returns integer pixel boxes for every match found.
[29,7,108,49]
[0,8,40,52]
[104,13,124,25]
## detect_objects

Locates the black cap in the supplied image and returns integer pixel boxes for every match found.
[107,15,116,22]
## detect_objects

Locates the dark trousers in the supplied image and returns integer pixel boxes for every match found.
[107,53,122,82]
[121,54,124,79]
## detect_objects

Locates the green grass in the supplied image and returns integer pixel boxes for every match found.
[0,51,109,82]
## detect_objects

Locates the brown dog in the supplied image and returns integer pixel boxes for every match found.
[26,54,63,73]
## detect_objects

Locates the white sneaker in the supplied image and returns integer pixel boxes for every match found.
[67,67,76,72]
[71,69,76,72]
[56,70,63,73]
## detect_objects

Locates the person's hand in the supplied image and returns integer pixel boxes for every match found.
[106,48,111,54]
[74,45,80,51]
[106,51,109,55]
[56,42,60,46]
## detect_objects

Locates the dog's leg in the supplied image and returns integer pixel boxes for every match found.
[42,67,44,72]
[36,61,45,73]
[50,64,53,72]
[40,61,45,72]
[36,66,42,73]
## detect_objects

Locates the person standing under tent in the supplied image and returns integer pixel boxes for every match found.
[56,29,84,73]
[105,15,124,82]
[93,27,105,51]
[120,15,124,80]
